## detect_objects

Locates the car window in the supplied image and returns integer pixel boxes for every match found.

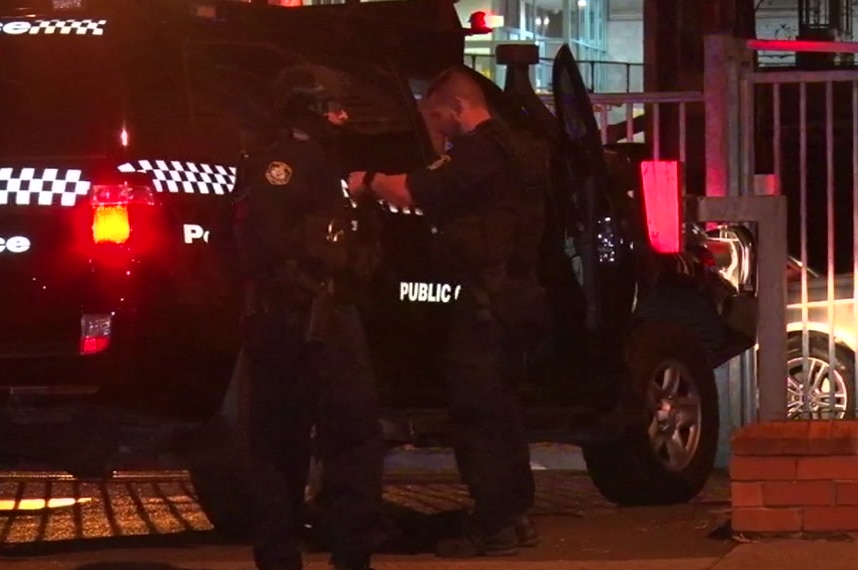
[184,41,415,135]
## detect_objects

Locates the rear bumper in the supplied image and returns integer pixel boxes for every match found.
[0,302,238,422]
[0,311,135,391]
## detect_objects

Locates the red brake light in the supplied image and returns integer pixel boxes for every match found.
[80,336,110,355]
[80,314,111,356]
[90,179,155,245]
[640,160,682,254]
[93,206,130,244]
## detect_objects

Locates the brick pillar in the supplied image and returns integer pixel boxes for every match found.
[731,421,858,534]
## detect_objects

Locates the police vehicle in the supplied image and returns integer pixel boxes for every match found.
[0,0,756,535]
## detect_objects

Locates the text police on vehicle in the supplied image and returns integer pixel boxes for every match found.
[0,19,106,36]
[0,236,31,254]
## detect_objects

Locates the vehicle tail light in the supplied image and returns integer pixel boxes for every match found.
[90,178,156,245]
[640,160,682,254]
[80,314,111,355]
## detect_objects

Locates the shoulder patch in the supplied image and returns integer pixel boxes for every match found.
[427,154,451,171]
[265,161,293,186]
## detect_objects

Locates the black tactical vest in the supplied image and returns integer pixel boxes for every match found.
[432,122,550,336]
[433,123,549,283]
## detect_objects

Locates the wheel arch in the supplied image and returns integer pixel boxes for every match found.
[787,322,857,354]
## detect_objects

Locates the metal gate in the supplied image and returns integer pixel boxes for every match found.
[730,38,858,423]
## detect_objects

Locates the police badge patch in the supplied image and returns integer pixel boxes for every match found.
[265,161,293,186]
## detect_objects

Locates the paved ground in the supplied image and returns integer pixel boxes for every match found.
[0,447,855,569]
[0,459,737,569]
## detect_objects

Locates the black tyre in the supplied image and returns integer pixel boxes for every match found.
[187,351,253,539]
[583,319,719,506]
[187,417,253,540]
[787,332,856,420]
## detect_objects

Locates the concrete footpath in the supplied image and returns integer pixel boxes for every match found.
[3,445,855,570]
[2,540,858,570]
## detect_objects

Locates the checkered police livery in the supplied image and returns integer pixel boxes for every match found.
[381,202,423,216]
[31,19,107,35]
[0,19,107,36]
[0,167,91,207]
[117,160,237,195]
[338,179,424,216]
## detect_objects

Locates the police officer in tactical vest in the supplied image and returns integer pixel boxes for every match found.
[348,65,549,558]
[234,64,384,570]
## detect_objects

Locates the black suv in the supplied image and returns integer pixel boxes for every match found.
[0,0,756,535]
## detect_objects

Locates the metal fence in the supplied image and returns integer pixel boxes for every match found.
[465,54,644,94]
[740,40,858,421]
[543,91,702,147]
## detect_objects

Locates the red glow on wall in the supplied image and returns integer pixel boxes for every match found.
[640,160,682,254]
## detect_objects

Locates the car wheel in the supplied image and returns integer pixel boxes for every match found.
[787,333,856,420]
[583,319,719,506]
[187,416,253,540]
[187,351,253,539]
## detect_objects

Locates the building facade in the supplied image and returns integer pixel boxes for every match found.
[456,0,609,91]
[256,0,849,93]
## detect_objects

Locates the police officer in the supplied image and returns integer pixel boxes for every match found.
[348,65,549,558]
[235,64,384,570]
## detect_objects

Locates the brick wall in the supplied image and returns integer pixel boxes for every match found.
[731,421,858,534]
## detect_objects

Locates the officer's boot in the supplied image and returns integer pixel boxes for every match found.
[435,518,520,558]
[514,514,539,547]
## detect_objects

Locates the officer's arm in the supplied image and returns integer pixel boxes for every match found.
[244,152,315,272]
[404,146,501,219]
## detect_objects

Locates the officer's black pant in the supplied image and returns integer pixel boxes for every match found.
[244,301,384,570]
[446,297,535,534]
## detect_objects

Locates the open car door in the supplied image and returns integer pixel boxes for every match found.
[552,44,635,334]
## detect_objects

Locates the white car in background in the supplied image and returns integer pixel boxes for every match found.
[706,225,855,419]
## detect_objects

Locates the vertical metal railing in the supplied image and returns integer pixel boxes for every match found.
[538,92,704,163]
[465,54,645,93]
[747,39,858,420]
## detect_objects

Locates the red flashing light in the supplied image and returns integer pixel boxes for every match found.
[468,11,493,35]
[640,160,682,254]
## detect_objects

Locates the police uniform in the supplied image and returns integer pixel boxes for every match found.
[405,118,548,554]
[235,124,384,570]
